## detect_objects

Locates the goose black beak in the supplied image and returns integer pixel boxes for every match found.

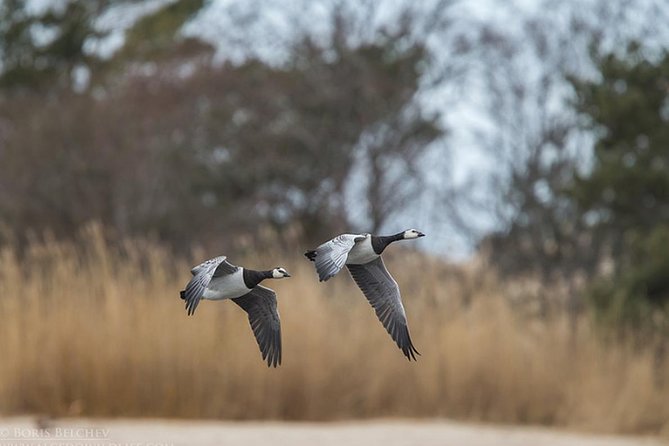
[417,232,426,237]
[284,273,292,278]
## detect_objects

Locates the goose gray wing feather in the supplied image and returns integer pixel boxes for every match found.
[308,234,365,282]
[346,257,420,361]
[232,285,282,367]
[182,256,239,316]
[190,255,228,276]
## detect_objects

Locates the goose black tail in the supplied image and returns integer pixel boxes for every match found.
[304,250,317,261]
[179,290,186,300]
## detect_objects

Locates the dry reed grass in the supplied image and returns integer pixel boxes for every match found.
[0,224,667,434]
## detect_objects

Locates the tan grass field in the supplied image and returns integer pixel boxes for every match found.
[0,225,668,435]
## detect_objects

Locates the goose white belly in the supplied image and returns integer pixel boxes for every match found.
[202,269,250,300]
[346,235,379,265]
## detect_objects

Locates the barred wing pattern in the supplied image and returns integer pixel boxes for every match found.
[307,234,364,282]
[232,285,282,367]
[347,257,420,360]
[190,255,227,276]
[181,257,239,315]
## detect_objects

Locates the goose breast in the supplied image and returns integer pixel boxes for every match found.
[203,268,249,300]
[346,235,379,265]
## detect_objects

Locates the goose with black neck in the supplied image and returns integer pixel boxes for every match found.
[304,229,425,360]
[179,256,290,367]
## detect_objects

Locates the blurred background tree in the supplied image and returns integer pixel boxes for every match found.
[0,0,104,92]
[440,0,669,324]
[570,46,669,329]
[0,0,446,250]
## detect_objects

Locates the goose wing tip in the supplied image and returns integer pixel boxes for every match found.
[304,250,317,261]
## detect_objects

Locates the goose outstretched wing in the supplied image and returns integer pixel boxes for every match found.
[346,257,420,361]
[305,234,365,282]
[190,255,226,276]
[181,256,239,315]
[232,285,282,367]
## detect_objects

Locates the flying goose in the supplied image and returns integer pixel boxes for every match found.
[304,229,425,360]
[180,256,291,367]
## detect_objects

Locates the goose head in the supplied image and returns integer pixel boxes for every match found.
[271,267,291,278]
[402,229,425,240]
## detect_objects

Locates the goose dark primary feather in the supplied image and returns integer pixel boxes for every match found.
[179,256,290,367]
[304,229,425,360]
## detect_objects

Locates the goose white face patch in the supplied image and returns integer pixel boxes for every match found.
[403,229,425,239]
[272,267,291,278]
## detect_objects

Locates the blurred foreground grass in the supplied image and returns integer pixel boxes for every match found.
[0,225,667,435]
